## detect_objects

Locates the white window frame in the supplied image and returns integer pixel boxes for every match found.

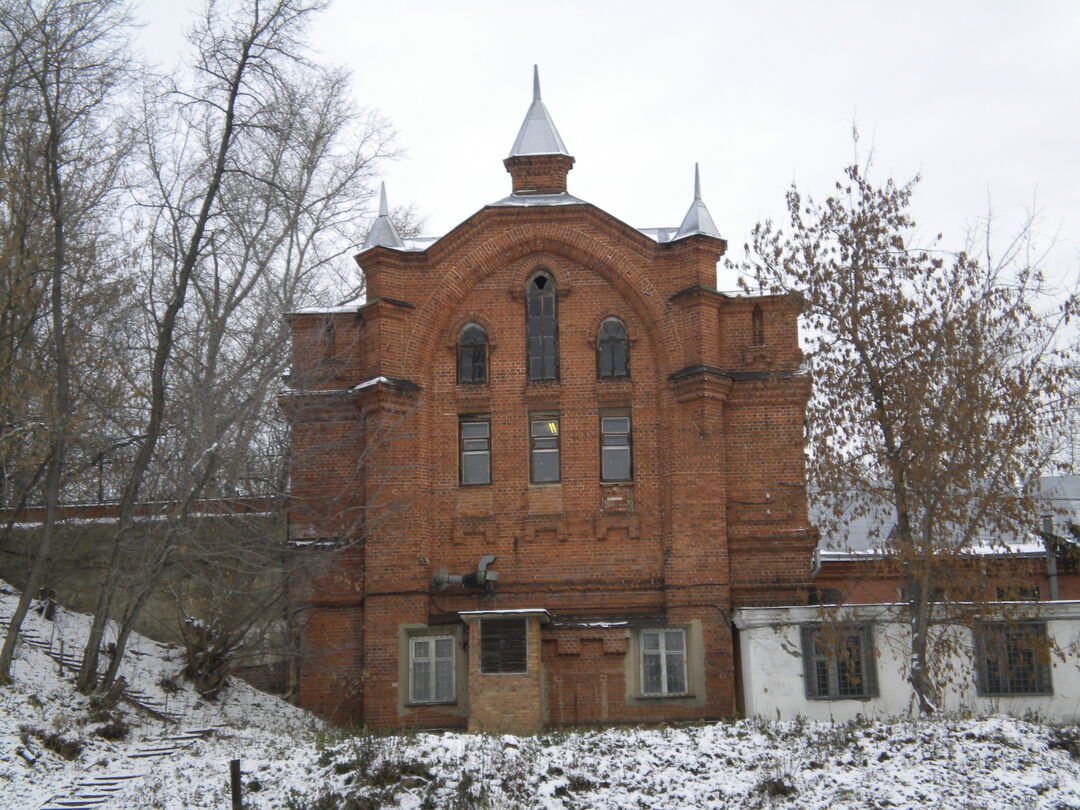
[409,635,456,704]
[640,628,687,696]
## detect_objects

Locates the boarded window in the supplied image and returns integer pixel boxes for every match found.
[975,622,1052,696]
[801,624,877,700]
[641,628,687,695]
[410,636,455,703]
[526,272,558,380]
[480,618,527,673]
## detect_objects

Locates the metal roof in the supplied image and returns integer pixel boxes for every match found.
[508,66,570,158]
[360,182,405,251]
[673,163,721,240]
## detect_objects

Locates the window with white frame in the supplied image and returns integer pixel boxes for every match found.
[800,624,878,700]
[975,622,1052,697]
[409,636,455,703]
[641,628,687,695]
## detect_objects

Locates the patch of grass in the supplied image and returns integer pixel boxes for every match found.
[95,719,130,741]
[21,725,83,760]
[1049,726,1080,760]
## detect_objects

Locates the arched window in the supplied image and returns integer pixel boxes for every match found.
[751,303,764,346]
[526,272,558,380]
[596,317,629,378]
[457,323,487,383]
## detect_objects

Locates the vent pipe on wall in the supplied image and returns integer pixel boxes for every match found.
[433,555,498,592]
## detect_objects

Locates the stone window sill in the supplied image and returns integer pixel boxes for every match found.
[405,700,458,707]
[635,693,695,700]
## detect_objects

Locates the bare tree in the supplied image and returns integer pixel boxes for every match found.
[78,0,400,693]
[740,151,1075,713]
[0,0,135,683]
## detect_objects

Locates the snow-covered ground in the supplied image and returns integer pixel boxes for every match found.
[4,581,1080,809]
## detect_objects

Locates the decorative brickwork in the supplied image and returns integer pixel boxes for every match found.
[282,85,817,728]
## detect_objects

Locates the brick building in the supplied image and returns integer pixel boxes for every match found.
[282,69,817,732]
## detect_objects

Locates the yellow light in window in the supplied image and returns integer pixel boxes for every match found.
[548,421,558,434]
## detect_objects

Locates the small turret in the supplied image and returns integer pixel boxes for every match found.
[673,163,722,240]
[504,66,575,195]
[361,182,405,251]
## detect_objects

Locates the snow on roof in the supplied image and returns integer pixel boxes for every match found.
[488,191,587,208]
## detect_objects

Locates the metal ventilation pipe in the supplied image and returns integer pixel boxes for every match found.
[433,555,498,591]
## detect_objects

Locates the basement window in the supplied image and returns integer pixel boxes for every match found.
[641,628,687,695]
[480,618,527,673]
[801,624,878,700]
[975,622,1052,696]
[409,636,456,704]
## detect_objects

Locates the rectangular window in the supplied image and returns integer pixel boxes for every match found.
[600,416,631,481]
[641,628,687,695]
[409,636,455,703]
[460,419,490,485]
[975,622,1052,696]
[480,618,527,673]
[530,417,560,483]
[801,624,877,700]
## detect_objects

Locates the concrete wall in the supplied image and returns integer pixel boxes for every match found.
[734,602,1080,722]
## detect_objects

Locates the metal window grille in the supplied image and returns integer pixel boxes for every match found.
[480,618,527,673]
[801,625,878,700]
[530,417,560,483]
[460,419,491,485]
[597,317,629,378]
[600,416,631,481]
[641,628,687,695]
[526,273,558,380]
[410,636,455,703]
[457,324,487,383]
[975,622,1052,696]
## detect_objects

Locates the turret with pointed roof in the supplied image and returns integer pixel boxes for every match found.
[361,182,404,251]
[504,66,575,196]
[673,164,722,241]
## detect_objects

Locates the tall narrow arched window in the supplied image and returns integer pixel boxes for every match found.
[526,272,558,380]
[597,317,629,378]
[457,323,487,383]
[751,303,764,346]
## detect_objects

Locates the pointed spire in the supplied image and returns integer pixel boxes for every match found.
[361,181,404,251]
[674,163,721,240]
[508,65,569,157]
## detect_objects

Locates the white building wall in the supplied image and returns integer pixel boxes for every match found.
[734,602,1080,722]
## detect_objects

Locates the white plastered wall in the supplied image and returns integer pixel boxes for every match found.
[734,602,1080,722]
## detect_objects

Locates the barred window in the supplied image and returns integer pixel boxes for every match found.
[597,317,629,378]
[409,636,455,703]
[480,618,527,673]
[457,323,487,384]
[526,272,558,380]
[600,416,631,481]
[641,628,687,695]
[459,419,490,485]
[975,622,1052,696]
[801,624,877,700]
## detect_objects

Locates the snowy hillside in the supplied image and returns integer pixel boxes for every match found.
[4,581,1080,809]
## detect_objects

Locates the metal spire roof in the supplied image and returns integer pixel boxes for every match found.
[361,182,405,251]
[508,65,570,157]
[673,163,721,240]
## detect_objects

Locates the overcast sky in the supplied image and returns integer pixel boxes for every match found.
[136,0,1080,291]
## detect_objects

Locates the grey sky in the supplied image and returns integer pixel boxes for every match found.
[137,0,1080,290]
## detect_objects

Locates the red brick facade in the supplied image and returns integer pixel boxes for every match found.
[282,102,817,729]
